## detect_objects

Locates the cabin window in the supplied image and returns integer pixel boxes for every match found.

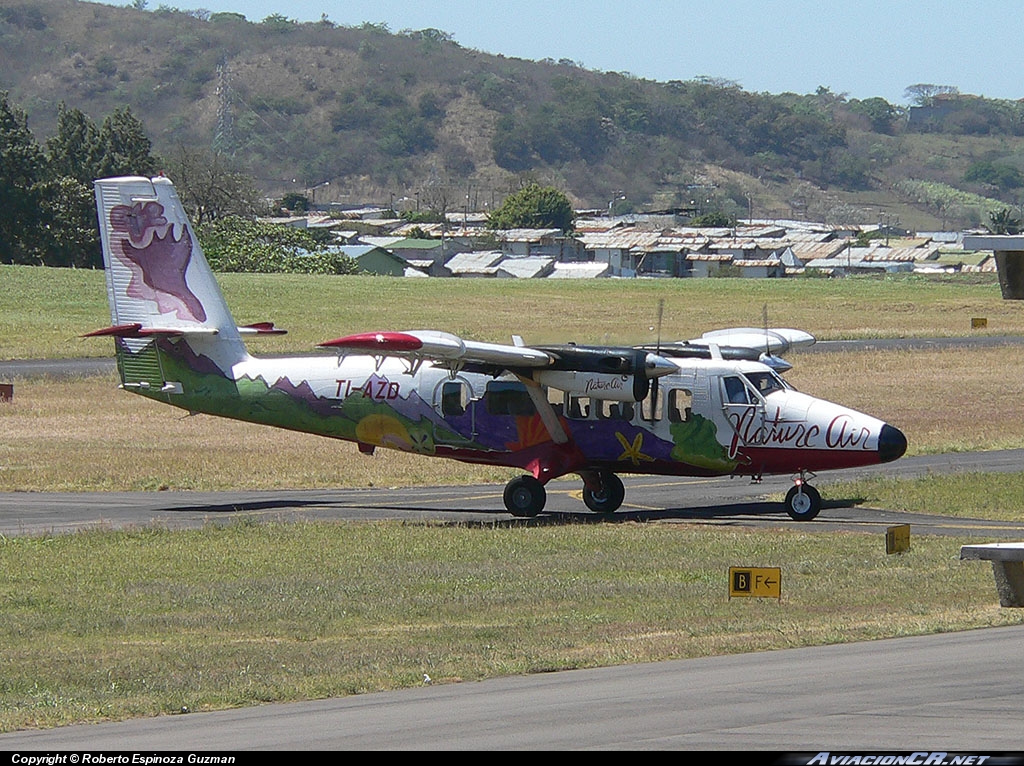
[668,389,693,423]
[598,400,634,420]
[743,371,786,397]
[723,376,750,404]
[566,395,592,420]
[440,381,469,417]
[485,381,535,417]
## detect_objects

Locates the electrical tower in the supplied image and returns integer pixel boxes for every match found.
[214,58,234,154]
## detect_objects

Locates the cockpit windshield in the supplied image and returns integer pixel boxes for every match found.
[743,370,789,397]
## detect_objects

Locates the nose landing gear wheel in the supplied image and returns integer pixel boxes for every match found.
[503,475,546,517]
[582,472,625,514]
[785,483,821,521]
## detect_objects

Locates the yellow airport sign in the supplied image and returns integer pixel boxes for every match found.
[729,567,781,600]
[886,524,911,554]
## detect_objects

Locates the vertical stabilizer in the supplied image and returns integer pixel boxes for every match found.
[93,175,249,376]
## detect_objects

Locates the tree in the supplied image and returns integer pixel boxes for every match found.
[0,92,45,263]
[847,97,899,134]
[164,145,266,225]
[487,184,574,231]
[45,103,102,184]
[904,84,959,107]
[95,107,159,179]
[198,216,357,274]
[31,176,101,267]
[261,13,296,32]
[689,211,734,228]
[964,161,1024,192]
[987,208,1022,235]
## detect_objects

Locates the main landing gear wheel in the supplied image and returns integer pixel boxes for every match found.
[503,475,546,517]
[582,472,625,514]
[785,483,822,521]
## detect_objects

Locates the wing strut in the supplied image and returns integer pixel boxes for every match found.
[516,375,570,445]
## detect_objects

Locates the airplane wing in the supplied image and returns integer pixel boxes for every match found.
[694,328,814,373]
[319,330,676,448]
[320,330,677,382]
[84,322,286,338]
[636,327,815,373]
[318,330,554,369]
[694,327,815,353]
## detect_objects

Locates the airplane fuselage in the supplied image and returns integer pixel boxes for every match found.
[123,336,904,488]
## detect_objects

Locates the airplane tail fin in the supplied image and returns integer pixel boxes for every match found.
[91,175,250,389]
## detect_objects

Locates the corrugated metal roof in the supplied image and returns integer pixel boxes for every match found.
[637,234,709,253]
[391,222,446,237]
[707,239,762,252]
[497,257,554,278]
[578,230,663,250]
[548,262,612,278]
[788,241,848,261]
[861,246,940,262]
[497,228,562,242]
[735,224,788,238]
[734,258,782,267]
[446,251,504,273]
[686,253,736,262]
[358,235,405,247]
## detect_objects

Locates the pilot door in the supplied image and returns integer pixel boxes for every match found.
[719,374,766,446]
[433,377,477,444]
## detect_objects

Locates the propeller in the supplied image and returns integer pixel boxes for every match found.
[758,304,794,373]
[763,304,770,358]
[649,299,664,421]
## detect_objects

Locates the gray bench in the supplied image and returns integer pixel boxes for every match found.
[960,543,1024,607]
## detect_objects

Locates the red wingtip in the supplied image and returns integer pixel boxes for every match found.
[318,331,424,352]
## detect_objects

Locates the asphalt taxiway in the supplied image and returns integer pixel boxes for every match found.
[2,448,1022,538]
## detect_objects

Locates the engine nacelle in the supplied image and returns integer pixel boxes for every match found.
[532,370,650,402]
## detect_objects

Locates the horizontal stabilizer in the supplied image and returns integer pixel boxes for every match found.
[238,322,287,335]
[82,323,217,338]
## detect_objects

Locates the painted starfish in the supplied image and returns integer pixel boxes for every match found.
[615,431,655,465]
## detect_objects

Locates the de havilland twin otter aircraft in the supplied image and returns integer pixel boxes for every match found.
[87,175,908,520]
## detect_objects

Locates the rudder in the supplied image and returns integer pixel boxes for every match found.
[92,175,249,384]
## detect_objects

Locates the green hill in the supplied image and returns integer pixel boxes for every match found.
[3,0,1024,229]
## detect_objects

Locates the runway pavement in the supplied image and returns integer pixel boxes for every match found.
[3,625,1023,750]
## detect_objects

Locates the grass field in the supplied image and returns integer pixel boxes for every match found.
[2,266,1024,732]
[1,522,1019,732]
[1,265,1020,360]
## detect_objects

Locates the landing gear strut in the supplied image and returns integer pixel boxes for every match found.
[784,473,821,521]
[581,471,625,514]
[503,475,546,517]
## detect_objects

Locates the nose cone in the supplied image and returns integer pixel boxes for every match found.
[878,424,908,463]
[644,352,678,379]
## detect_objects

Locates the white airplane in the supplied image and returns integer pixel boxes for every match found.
[87,175,907,521]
